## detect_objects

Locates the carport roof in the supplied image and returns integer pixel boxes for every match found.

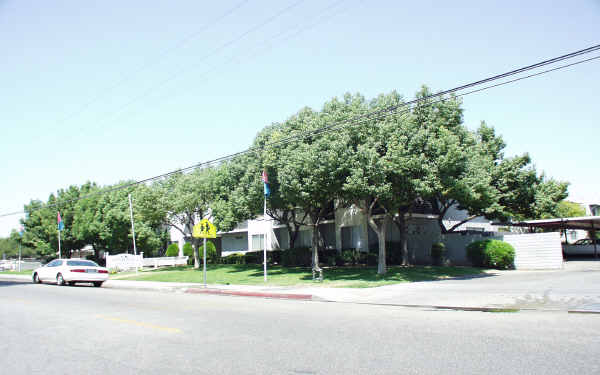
[495,216,600,231]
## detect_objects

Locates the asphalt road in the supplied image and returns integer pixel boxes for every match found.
[1,280,599,375]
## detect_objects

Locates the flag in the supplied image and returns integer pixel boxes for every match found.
[57,211,64,231]
[262,170,270,197]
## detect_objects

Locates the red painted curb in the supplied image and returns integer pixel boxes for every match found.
[185,288,312,300]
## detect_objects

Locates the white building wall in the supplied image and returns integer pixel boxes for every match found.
[247,216,277,251]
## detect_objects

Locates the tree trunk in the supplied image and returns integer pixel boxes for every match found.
[394,212,410,266]
[287,222,301,249]
[310,213,321,278]
[193,238,200,269]
[367,215,387,275]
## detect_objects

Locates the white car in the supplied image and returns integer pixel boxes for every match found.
[32,258,109,287]
[563,239,600,256]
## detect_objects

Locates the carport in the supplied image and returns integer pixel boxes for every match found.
[502,216,600,258]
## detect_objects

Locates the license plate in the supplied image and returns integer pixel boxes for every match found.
[87,269,97,273]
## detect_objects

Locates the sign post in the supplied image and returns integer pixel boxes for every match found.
[57,212,64,259]
[18,226,23,272]
[192,219,217,287]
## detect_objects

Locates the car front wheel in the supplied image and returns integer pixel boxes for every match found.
[93,281,103,288]
[56,273,66,286]
[33,273,41,284]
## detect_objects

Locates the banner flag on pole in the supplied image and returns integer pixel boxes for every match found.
[262,170,270,197]
[57,211,64,231]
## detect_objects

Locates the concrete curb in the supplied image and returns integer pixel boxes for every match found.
[185,288,313,300]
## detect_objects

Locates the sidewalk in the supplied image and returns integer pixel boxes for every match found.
[3,263,600,313]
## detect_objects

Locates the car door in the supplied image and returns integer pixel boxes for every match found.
[39,260,59,281]
[37,261,52,281]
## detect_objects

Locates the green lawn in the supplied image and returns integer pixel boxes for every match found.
[0,269,33,275]
[114,264,484,288]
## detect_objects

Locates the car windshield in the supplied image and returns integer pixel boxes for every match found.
[66,260,99,267]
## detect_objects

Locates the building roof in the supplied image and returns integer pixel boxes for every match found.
[495,216,600,231]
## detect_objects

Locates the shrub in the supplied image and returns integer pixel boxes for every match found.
[466,240,515,269]
[221,253,245,264]
[270,250,282,264]
[430,242,446,266]
[165,243,179,257]
[243,251,262,264]
[183,243,194,265]
[201,241,218,264]
[326,256,337,267]
[341,250,363,265]
[281,247,312,267]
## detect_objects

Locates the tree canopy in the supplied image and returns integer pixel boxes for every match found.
[11,86,570,274]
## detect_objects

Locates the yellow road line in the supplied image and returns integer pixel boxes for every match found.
[95,314,182,333]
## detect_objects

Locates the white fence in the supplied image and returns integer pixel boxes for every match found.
[141,256,188,268]
[503,232,563,270]
[0,260,42,271]
[441,231,563,270]
[106,253,188,271]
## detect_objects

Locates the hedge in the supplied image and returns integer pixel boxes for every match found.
[466,239,515,269]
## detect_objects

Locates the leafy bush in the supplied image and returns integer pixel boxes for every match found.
[243,251,262,264]
[466,240,514,269]
[270,250,282,264]
[202,241,218,264]
[430,242,446,266]
[318,249,343,267]
[341,250,363,265]
[183,243,194,265]
[165,243,179,257]
[281,247,312,267]
[221,253,245,264]
[326,256,337,267]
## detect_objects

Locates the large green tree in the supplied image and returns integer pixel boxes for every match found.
[242,124,311,250]
[269,105,351,276]
[140,164,249,268]
[73,183,166,260]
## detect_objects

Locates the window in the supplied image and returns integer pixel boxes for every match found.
[67,260,99,267]
[252,234,265,250]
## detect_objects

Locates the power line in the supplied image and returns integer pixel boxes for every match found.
[53,0,250,128]
[70,0,306,135]
[2,45,599,219]
[116,0,351,122]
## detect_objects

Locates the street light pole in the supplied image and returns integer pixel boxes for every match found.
[128,194,138,274]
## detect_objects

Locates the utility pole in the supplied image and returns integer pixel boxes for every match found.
[128,194,138,274]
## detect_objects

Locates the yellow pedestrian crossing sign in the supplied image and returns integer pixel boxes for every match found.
[193,219,217,238]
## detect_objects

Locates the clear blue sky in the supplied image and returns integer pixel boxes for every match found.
[1,0,599,236]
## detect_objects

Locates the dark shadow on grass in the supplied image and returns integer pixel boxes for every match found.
[317,266,489,283]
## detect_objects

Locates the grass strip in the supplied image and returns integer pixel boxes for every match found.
[114,264,484,288]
